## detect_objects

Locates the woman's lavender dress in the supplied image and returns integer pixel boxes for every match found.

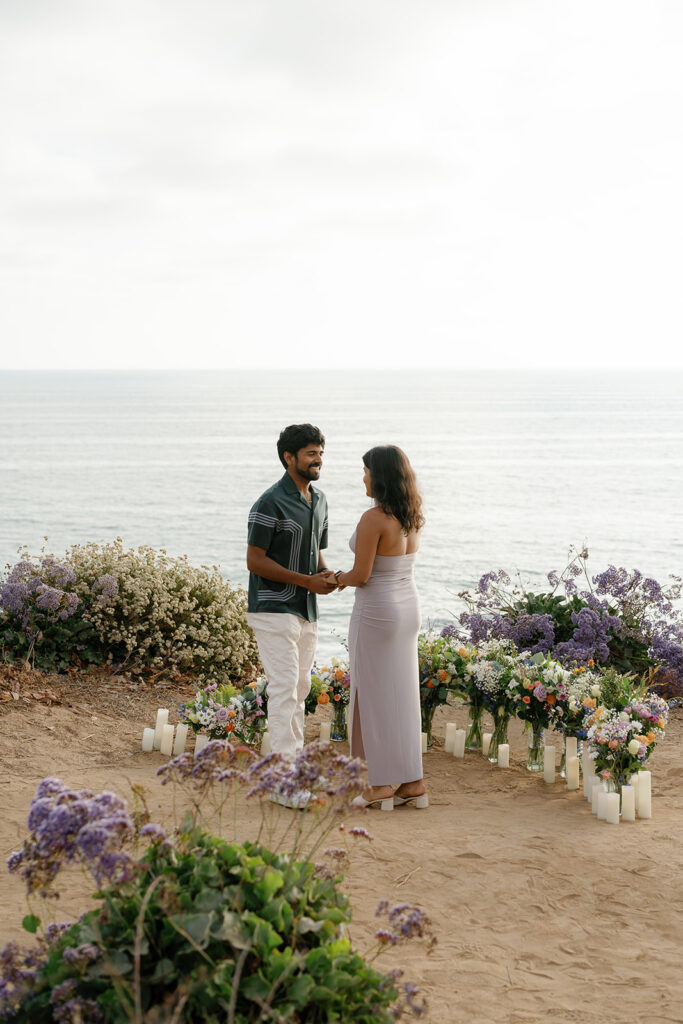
[348,532,423,786]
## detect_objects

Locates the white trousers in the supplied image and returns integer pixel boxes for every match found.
[247,612,318,760]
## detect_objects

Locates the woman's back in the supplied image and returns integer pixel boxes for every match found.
[369,507,420,557]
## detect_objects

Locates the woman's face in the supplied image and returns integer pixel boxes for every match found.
[363,464,373,497]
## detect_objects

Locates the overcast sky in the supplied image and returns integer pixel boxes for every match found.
[1,0,682,370]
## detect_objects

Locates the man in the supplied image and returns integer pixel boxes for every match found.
[246,423,336,767]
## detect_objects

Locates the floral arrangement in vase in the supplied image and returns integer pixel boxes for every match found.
[506,654,571,770]
[418,631,472,746]
[468,639,520,761]
[584,685,668,787]
[179,677,268,745]
[306,658,351,740]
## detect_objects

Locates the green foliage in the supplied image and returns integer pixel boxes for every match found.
[1,541,261,684]
[11,829,399,1023]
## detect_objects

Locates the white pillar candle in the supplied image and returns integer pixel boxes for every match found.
[444,723,457,753]
[260,730,272,755]
[194,733,210,755]
[582,753,594,799]
[636,770,652,819]
[566,756,580,791]
[142,728,155,752]
[565,736,578,760]
[621,784,636,821]
[482,733,492,756]
[173,724,188,755]
[591,779,602,814]
[497,744,510,768]
[319,721,331,742]
[153,709,169,750]
[159,723,175,756]
[421,732,428,753]
[605,792,620,824]
[597,783,609,820]
[452,729,466,758]
[543,746,556,784]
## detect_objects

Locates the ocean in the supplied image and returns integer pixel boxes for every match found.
[1,369,682,659]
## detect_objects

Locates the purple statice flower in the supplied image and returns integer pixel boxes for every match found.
[440,624,459,639]
[45,922,73,944]
[374,901,437,953]
[53,997,103,1023]
[139,823,168,843]
[40,557,77,588]
[8,779,136,895]
[62,944,100,967]
[348,827,373,841]
[50,978,78,1004]
[91,574,118,606]
[35,584,66,613]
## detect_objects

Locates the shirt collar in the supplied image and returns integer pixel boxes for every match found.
[280,471,318,508]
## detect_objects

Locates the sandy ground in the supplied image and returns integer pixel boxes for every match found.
[1,668,682,1024]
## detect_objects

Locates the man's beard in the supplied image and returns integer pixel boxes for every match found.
[296,462,321,481]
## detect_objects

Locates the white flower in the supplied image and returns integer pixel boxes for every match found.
[628,739,642,755]
[591,685,601,697]
[619,712,630,722]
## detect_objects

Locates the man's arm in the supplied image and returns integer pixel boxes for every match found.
[247,545,336,594]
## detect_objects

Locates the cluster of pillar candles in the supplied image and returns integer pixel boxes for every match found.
[141,709,274,757]
[436,722,653,823]
[142,710,652,822]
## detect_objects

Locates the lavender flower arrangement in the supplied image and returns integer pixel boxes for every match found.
[454,546,683,681]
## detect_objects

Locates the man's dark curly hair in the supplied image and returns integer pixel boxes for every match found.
[363,445,424,534]
[277,424,325,468]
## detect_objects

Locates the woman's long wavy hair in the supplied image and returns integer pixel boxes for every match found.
[363,446,425,535]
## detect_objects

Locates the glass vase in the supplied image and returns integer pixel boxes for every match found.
[465,703,484,751]
[526,724,545,772]
[421,704,437,749]
[559,735,583,778]
[331,699,348,742]
[487,710,510,764]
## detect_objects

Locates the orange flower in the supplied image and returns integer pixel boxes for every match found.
[524,681,534,690]
[228,709,236,718]
[522,695,531,704]
[583,697,596,709]
[226,723,235,732]
[609,739,619,749]
[646,731,656,744]
[426,679,436,688]
[438,670,449,682]
[335,669,345,681]
[334,694,341,702]
[546,695,556,705]
[318,693,330,705]
[458,647,468,658]
[579,666,586,673]
[588,659,595,667]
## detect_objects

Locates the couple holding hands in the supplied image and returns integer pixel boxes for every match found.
[246,423,427,810]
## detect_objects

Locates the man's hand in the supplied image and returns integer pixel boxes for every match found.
[308,571,338,595]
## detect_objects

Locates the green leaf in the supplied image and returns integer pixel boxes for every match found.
[22,914,40,934]
[297,916,326,935]
[150,957,176,983]
[169,912,213,948]
[211,909,252,949]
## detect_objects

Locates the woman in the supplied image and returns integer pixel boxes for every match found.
[331,446,426,810]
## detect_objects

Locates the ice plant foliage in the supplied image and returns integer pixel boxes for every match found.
[1,755,431,1022]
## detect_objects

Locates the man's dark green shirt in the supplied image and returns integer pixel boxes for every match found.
[247,472,329,621]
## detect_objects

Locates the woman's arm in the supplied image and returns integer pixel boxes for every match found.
[334,511,382,588]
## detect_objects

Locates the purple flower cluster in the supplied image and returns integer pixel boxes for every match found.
[53,997,103,1022]
[0,939,46,1018]
[245,743,365,808]
[7,778,136,895]
[374,901,437,952]
[0,556,80,632]
[91,574,119,606]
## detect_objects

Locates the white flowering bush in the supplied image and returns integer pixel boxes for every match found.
[1,540,260,683]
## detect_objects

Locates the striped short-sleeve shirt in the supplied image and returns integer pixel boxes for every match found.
[247,472,329,621]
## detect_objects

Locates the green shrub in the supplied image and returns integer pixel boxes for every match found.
[0,540,260,684]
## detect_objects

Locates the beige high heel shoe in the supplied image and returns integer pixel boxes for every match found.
[393,792,428,809]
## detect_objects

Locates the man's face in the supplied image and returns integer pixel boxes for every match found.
[286,444,324,481]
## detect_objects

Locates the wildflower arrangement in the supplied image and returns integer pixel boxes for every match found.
[418,630,473,744]
[455,545,683,680]
[3,751,433,1022]
[0,539,261,683]
[179,677,268,745]
[468,639,520,720]
[554,663,604,737]
[506,654,572,731]
[305,657,351,715]
[584,682,669,785]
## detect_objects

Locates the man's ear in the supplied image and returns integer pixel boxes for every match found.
[283,450,295,468]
